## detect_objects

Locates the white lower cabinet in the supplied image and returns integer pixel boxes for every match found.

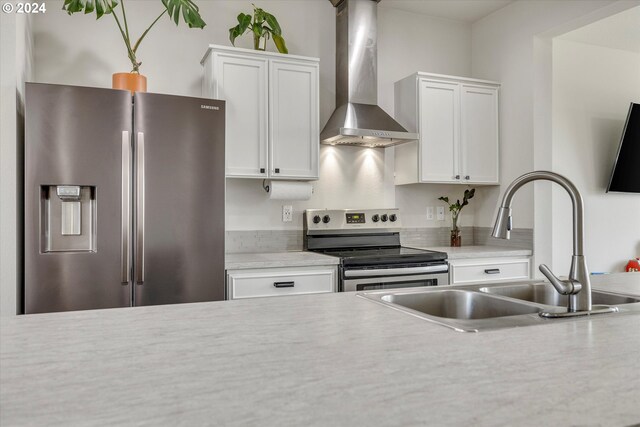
[227,266,336,299]
[449,257,531,285]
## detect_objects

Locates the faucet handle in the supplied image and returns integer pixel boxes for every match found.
[539,264,582,295]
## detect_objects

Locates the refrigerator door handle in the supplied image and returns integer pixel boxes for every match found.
[135,132,145,284]
[121,131,131,283]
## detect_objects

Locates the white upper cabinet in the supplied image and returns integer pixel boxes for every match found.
[269,60,319,179]
[460,85,499,184]
[202,45,319,180]
[394,73,500,185]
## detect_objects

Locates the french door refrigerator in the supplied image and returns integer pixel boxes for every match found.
[24,83,225,314]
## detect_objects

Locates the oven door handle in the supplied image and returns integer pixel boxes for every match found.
[344,265,448,278]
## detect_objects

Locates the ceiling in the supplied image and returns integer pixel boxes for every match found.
[559,6,640,53]
[379,0,514,23]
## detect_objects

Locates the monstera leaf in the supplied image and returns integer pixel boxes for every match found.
[62,0,118,18]
[161,0,205,29]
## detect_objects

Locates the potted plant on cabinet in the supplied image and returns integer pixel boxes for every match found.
[438,188,475,247]
[62,0,206,93]
[228,4,288,54]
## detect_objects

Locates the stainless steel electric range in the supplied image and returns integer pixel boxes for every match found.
[304,209,449,292]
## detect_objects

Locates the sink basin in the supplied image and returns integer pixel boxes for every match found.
[479,283,640,306]
[359,282,640,332]
[381,289,541,320]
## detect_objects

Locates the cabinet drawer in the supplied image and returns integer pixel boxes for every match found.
[227,267,335,299]
[449,258,530,284]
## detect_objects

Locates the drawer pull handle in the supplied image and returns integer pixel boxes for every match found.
[484,269,501,274]
[274,281,295,288]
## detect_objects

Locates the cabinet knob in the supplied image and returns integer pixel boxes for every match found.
[465,175,470,180]
[260,168,265,173]
[455,175,460,180]
[274,168,280,173]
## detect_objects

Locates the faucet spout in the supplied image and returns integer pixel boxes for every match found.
[492,171,591,312]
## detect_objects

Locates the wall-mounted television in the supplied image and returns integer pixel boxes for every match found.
[607,102,640,193]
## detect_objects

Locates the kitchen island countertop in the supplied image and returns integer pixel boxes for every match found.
[1,273,639,426]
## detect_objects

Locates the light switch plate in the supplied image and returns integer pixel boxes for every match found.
[436,206,445,221]
[426,206,434,220]
[282,205,293,222]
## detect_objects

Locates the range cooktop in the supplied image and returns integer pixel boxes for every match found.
[316,246,447,267]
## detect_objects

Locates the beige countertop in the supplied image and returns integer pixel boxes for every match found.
[225,251,340,270]
[411,245,533,260]
[1,273,639,426]
[225,246,531,270]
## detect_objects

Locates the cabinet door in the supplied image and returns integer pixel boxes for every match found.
[212,53,268,178]
[418,79,460,183]
[460,85,499,184]
[269,60,319,179]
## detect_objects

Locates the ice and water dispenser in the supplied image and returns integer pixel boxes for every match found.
[41,185,97,252]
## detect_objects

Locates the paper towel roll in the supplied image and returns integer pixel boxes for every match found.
[266,181,313,201]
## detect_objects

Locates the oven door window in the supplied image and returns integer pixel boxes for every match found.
[342,272,449,292]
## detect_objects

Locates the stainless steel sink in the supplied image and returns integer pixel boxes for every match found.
[358,281,640,333]
[479,283,640,306]
[381,290,540,320]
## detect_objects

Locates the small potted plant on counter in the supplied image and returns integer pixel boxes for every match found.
[438,188,475,247]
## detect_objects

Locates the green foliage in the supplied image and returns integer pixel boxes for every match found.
[62,0,118,18]
[229,4,288,54]
[62,0,206,73]
[438,188,476,214]
[162,0,205,28]
[438,188,475,231]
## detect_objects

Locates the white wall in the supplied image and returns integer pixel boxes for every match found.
[471,0,619,228]
[32,0,475,231]
[552,38,640,273]
[1,13,33,317]
[470,0,636,274]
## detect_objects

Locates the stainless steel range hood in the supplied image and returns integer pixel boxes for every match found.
[321,0,418,148]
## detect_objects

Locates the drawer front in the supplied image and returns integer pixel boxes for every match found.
[228,268,335,299]
[450,258,530,284]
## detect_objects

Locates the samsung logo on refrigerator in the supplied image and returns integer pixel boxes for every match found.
[201,105,219,110]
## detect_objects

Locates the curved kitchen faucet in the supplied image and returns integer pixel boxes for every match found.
[492,171,594,313]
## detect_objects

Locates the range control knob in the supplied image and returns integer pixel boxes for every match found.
[381,214,388,222]
[389,214,397,222]
[322,215,331,224]
[312,215,321,224]
[372,214,380,223]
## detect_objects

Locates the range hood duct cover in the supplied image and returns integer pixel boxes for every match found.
[321,0,418,147]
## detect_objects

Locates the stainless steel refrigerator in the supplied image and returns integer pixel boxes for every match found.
[24,83,225,313]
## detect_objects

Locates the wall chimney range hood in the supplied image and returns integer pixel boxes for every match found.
[321,0,418,148]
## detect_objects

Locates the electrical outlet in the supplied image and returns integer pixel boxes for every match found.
[436,206,445,221]
[426,206,434,220]
[282,205,293,222]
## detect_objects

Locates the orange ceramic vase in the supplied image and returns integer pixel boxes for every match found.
[112,72,147,94]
